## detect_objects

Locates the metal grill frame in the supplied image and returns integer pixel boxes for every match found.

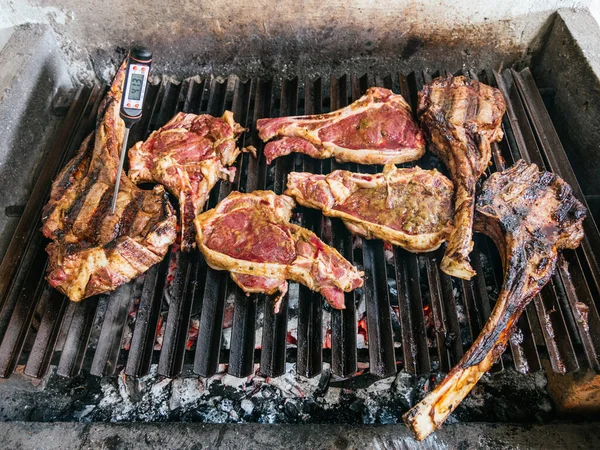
[0,67,598,383]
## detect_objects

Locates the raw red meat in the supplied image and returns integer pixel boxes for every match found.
[128,111,254,251]
[194,190,363,312]
[285,164,454,253]
[257,87,425,165]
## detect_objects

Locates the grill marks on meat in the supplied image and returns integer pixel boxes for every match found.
[257,87,425,165]
[418,75,506,279]
[194,190,364,312]
[403,160,587,441]
[41,62,177,302]
[128,111,253,251]
[285,164,454,253]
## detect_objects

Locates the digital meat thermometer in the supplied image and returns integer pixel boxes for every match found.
[111,46,152,213]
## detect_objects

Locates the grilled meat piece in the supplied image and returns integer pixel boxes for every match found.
[257,87,425,165]
[418,75,506,279]
[285,164,454,253]
[42,62,177,302]
[194,190,364,312]
[128,111,254,251]
[403,160,587,440]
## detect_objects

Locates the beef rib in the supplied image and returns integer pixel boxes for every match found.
[257,87,425,165]
[194,190,364,312]
[403,160,587,440]
[42,62,177,302]
[285,164,454,253]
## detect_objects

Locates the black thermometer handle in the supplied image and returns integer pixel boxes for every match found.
[119,46,152,128]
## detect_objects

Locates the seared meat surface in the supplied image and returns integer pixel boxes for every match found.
[128,111,253,251]
[285,164,454,253]
[257,87,425,165]
[194,190,364,312]
[418,75,506,279]
[42,62,177,302]
[403,160,587,440]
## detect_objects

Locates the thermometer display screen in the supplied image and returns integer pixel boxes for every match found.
[128,74,145,101]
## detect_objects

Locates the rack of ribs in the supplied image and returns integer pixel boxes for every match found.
[285,164,454,253]
[418,75,506,279]
[194,190,364,313]
[403,160,587,440]
[128,111,254,251]
[257,87,425,165]
[42,62,177,302]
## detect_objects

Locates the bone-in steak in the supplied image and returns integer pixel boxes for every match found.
[285,164,454,253]
[128,111,254,251]
[403,160,587,440]
[257,87,425,165]
[418,75,506,279]
[194,190,364,312]
[42,63,177,302]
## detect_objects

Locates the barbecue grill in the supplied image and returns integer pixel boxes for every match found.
[0,4,600,448]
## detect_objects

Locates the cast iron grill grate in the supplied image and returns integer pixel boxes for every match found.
[0,68,598,384]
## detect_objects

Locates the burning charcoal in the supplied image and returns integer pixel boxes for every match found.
[393,371,417,410]
[284,399,300,420]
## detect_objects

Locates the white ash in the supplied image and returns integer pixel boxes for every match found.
[69,357,554,426]
[222,327,232,349]
[384,248,394,263]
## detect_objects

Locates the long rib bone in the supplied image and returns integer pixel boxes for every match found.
[403,160,586,440]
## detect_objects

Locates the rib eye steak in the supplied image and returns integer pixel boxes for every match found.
[42,62,177,302]
[194,190,364,312]
[128,111,254,251]
[257,87,425,165]
[403,160,587,440]
[418,75,506,279]
[285,164,454,253]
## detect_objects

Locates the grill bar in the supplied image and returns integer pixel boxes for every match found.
[327,76,359,378]
[193,78,233,378]
[424,255,453,372]
[253,78,291,378]
[24,290,68,378]
[228,79,273,378]
[56,296,99,377]
[158,251,194,377]
[0,258,49,377]
[90,281,136,376]
[121,79,184,378]
[22,86,106,378]
[125,259,168,376]
[356,75,397,378]
[295,77,325,378]
[227,78,258,378]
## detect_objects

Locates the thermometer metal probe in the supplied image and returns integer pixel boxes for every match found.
[111,46,152,213]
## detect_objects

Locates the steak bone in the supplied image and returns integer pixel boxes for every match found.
[403,160,587,440]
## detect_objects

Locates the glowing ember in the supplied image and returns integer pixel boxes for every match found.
[358,312,368,344]
[186,318,200,350]
[154,315,164,350]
